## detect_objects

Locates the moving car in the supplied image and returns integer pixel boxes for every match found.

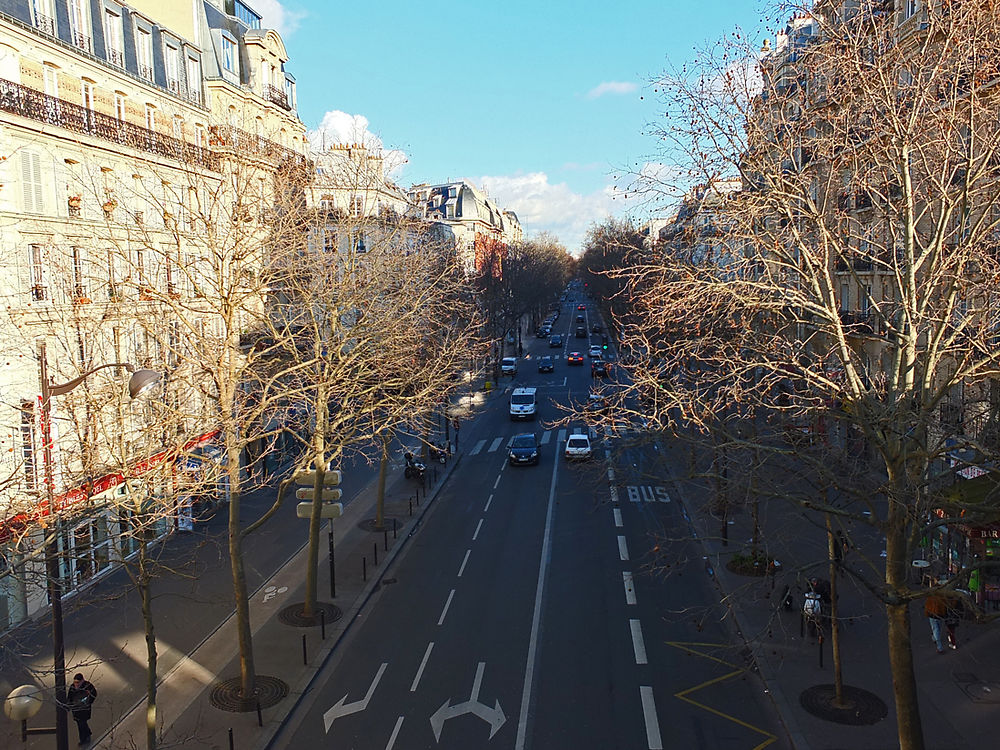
[500,357,518,377]
[549,334,563,348]
[567,351,584,365]
[577,304,586,311]
[508,433,539,465]
[591,358,609,377]
[587,393,606,412]
[575,326,588,338]
[537,356,554,373]
[591,323,602,333]
[576,314,585,323]
[564,433,592,460]
[509,387,538,420]
[588,345,603,358]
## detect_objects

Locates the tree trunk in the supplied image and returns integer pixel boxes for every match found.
[140,541,157,750]
[304,379,329,618]
[375,432,389,529]
[826,514,845,709]
[227,446,256,699]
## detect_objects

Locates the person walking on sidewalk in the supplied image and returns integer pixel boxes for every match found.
[944,595,963,650]
[925,593,948,654]
[66,673,97,745]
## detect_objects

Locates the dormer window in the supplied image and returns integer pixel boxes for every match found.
[222,33,239,75]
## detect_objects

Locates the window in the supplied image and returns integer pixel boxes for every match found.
[904,0,918,19]
[32,0,55,34]
[103,7,124,66]
[186,55,202,104]
[172,115,184,140]
[20,152,44,215]
[194,124,205,149]
[20,400,37,490]
[233,0,261,29]
[80,80,94,111]
[840,283,850,312]
[350,195,363,217]
[145,103,156,131]
[114,92,126,121]
[222,34,237,74]
[136,27,153,81]
[28,244,47,300]
[68,0,91,52]
[71,246,88,298]
[164,43,180,94]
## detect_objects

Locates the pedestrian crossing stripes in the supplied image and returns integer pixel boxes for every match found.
[466,428,585,455]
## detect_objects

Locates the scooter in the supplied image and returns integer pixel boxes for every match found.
[404,452,426,480]
[428,443,448,464]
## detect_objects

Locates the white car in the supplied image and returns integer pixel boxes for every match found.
[500,357,518,377]
[564,433,592,460]
[588,345,603,358]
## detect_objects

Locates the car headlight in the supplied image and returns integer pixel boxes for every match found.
[530,451,537,457]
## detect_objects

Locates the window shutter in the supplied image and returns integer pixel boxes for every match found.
[21,152,44,214]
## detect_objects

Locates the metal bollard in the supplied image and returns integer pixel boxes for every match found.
[256,699,263,727]
[818,634,824,668]
[374,542,378,566]
[320,608,326,639]
[229,728,234,750]
[329,531,336,599]
[302,634,307,665]
[363,556,367,581]
[394,518,398,539]
[384,527,388,551]
[409,499,413,516]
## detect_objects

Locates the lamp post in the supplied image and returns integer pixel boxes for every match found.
[37,342,160,750]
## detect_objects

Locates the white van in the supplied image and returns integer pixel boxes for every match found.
[509,387,537,420]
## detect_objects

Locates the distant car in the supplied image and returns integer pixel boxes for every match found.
[591,323,602,333]
[588,345,603,358]
[567,351,584,365]
[500,357,518,377]
[536,325,551,338]
[575,326,587,338]
[564,433,592,460]
[587,393,606,412]
[577,304,586,311]
[537,355,554,373]
[576,314,585,323]
[591,359,609,377]
[508,433,539,465]
[549,334,563,348]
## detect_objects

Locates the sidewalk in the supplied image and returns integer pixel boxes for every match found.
[660,435,1000,750]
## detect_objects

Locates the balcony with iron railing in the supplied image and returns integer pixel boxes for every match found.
[0,78,218,170]
[33,12,55,35]
[72,30,92,54]
[107,48,125,68]
[208,124,307,168]
[263,84,290,111]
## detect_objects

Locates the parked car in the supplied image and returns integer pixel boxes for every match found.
[537,356,554,373]
[549,334,564,348]
[500,357,518,377]
[508,433,539,465]
[567,351,584,365]
[564,433,592,460]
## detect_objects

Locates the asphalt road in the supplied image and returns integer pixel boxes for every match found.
[271,296,788,750]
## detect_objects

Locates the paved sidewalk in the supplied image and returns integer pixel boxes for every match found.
[660,436,1000,750]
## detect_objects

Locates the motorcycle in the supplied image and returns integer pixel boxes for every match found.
[404,452,426,480]
[428,443,448,464]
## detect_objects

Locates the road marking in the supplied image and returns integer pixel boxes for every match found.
[618,535,629,561]
[613,508,623,527]
[470,439,486,456]
[507,435,517,447]
[410,642,434,692]
[607,467,615,481]
[623,571,636,605]
[627,485,672,503]
[458,549,471,577]
[323,662,388,733]
[438,589,455,626]
[385,716,405,750]
[514,426,561,750]
[610,486,619,503]
[473,518,484,541]
[484,494,493,512]
[540,430,552,444]
[493,474,501,489]
[488,437,503,453]
[557,428,567,444]
[562,376,567,386]
[630,620,647,665]
[639,686,663,749]
[431,662,507,741]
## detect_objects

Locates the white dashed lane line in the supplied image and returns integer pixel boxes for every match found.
[640,686,663,749]
[473,518,484,541]
[484,494,493,512]
[613,508,623,527]
[458,549,471,577]
[629,619,648,665]
[617,535,629,561]
[410,641,434,692]
[622,571,637,605]
[438,589,455,626]
[385,716,405,750]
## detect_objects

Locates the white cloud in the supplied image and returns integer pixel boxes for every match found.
[253,0,306,38]
[477,172,634,254]
[586,81,638,100]
[308,111,408,177]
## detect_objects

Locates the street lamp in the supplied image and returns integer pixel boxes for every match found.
[37,342,161,750]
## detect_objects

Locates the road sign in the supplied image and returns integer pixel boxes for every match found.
[295,487,342,502]
[294,469,342,486]
[296,501,343,519]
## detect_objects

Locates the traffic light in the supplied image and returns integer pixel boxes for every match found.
[602,334,608,350]
[294,466,343,519]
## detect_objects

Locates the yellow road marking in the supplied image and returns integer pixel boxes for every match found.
[666,641,778,750]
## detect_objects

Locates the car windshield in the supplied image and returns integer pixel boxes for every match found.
[567,437,588,447]
[511,394,534,405]
[511,435,535,448]
[502,358,516,366]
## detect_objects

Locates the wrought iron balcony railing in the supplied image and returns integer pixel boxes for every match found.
[0,78,219,170]
[263,84,290,110]
[34,12,55,35]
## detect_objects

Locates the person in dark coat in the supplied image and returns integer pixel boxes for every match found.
[944,596,963,650]
[66,673,97,745]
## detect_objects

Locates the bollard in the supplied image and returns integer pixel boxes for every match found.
[818,633,824,668]
[302,634,307,665]
[363,556,367,581]
[256,699,263,727]
[384,527,388,551]
[394,518,398,539]
[799,612,804,638]
[374,541,379,566]
[320,608,326,640]
[329,531,336,599]
[229,728,234,750]
[409,499,413,516]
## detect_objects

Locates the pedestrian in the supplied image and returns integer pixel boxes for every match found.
[924,593,947,654]
[944,596,963,650]
[66,672,97,745]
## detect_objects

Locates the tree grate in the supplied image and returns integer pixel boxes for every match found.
[277,601,342,627]
[799,684,887,725]
[209,675,288,712]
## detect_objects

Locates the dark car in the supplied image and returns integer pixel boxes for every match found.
[535,325,551,338]
[591,323,602,333]
[549,334,563,348]
[567,351,584,365]
[575,326,587,338]
[508,433,539,465]
[577,304,586,311]
[591,359,609,377]
[576,314,585,323]
[537,355,554,373]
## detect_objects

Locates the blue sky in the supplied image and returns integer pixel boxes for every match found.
[254,0,768,252]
